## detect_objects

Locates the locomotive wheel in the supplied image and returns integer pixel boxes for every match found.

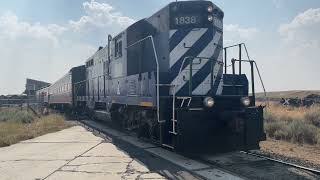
[110,105,122,128]
[137,123,149,138]
[110,111,120,127]
[137,110,159,141]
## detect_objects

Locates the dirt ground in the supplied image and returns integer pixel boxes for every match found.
[260,139,320,166]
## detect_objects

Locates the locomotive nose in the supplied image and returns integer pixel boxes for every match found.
[220,112,245,133]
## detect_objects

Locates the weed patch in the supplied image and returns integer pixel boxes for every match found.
[264,103,320,145]
[0,108,73,147]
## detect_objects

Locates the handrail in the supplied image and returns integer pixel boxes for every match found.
[242,44,268,105]
[231,59,268,106]
[170,56,217,135]
[126,36,163,123]
[224,43,268,106]
[170,56,193,135]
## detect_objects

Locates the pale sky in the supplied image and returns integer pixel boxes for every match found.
[0,0,320,95]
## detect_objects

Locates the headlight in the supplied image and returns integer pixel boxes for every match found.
[241,97,251,106]
[207,6,213,13]
[203,97,215,108]
[208,15,213,22]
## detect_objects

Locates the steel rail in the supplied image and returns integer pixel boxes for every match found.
[241,151,320,175]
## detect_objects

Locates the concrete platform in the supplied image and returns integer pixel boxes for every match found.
[0,126,166,180]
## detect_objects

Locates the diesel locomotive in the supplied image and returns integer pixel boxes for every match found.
[37,1,266,153]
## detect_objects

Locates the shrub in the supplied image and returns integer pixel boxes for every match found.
[264,111,277,123]
[287,120,318,144]
[13,111,35,123]
[0,109,34,123]
[304,107,320,128]
[263,103,320,145]
[0,110,16,122]
[317,133,320,145]
[274,129,289,140]
[264,104,302,123]
[265,121,287,139]
[0,110,72,147]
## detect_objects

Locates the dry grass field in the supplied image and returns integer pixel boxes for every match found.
[260,102,320,167]
[264,103,320,145]
[0,108,74,147]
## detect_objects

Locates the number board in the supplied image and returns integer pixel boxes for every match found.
[174,15,201,26]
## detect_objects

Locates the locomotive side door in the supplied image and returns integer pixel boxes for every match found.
[109,32,126,96]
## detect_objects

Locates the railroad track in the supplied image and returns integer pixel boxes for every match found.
[241,151,320,175]
[77,118,320,180]
[197,150,320,180]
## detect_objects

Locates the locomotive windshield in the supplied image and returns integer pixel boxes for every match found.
[169,1,214,29]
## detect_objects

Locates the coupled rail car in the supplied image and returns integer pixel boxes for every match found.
[37,0,266,153]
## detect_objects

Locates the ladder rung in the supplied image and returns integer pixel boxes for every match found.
[169,131,178,135]
[159,120,166,123]
[223,85,244,87]
[162,143,175,149]
[189,108,203,111]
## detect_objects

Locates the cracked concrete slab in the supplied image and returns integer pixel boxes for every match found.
[22,126,103,143]
[53,143,164,180]
[0,127,102,162]
[0,142,99,162]
[0,159,68,180]
[0,126,165,180]
[46,171,124,180]
[81,142,131,157]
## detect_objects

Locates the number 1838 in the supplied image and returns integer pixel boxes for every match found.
[175,16,198,25]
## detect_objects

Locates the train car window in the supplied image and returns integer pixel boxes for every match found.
[115,39,122,58]
[86,59,94,67]
[115,41,118,57]
[119,41,122,56]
